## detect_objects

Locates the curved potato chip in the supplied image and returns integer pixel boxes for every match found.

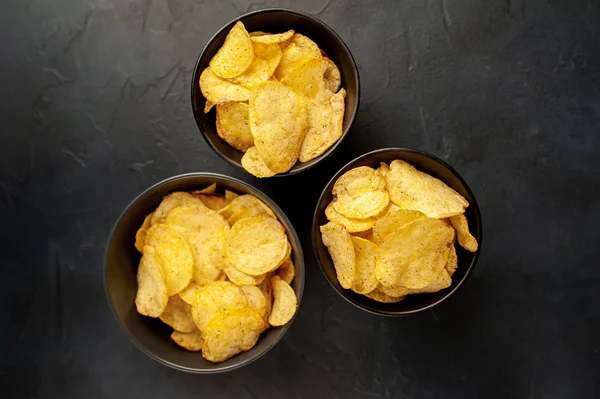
[192,281,247,331]
[200,68,251,104]
[351,229,373,241]
[249,31,268,36]
[350,236,379,294]
[225,190,238,201]
[217,194,276,226]
[332,166,390,219]
[386,160,469,218]
[178,282,202,305]
[225,216,289,276]
[249,81,308,173]
[241,146,277,178]
[192,193,230,211]
[269,276,297,326]
[241,285,268,318]
[290,33,321,53]
[257,276,273,321]
[445,245,458,276]
[145,224,193,295]
[135,213,153,253]
[232,43,282,88]
[320,221,356,289]
[325,201,375,233]
[160,295,196,332]
[449,213,478,252]
[135,246,168,317]
[204,100,215,113]
[371,210,427,244]
[365,286,406,303]
[323,57,341,92]
[377,162,389,178]
[379,283,410,297]
[250,29,294,44]
[215,102,254,152]
[171,329,203,351]
[223,262,266,286]
[281,58,328,99]
[276,257,295,284]
[375,218,454,289]
[209,21,254,79]
[197,183,217,194]
[151,192,208,225]
[274,39,322,81]
[201,308,264,362]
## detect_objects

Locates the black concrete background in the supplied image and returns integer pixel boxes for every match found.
[1,0,599,398]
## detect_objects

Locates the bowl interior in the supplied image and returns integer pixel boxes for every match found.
[191,9,359,175]
[105,174,304,372]
[313,149,482,315]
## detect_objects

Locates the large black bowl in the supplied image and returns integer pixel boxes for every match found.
[313,148,482,316]
[191,8,360,176]
[105,173,305,372]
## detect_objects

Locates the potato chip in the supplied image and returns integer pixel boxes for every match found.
[350,237,378,294]
[249,31,268,36]
[197,183,217,194]
[209,21,254,79]
[257,275,273,322]
[225,190,238,201]
[191,281,247,331]
[250,29,294,44]
[200,68,251,104]
[332,166,390,219]
[192,193,231,211]
[325,201,375,233]
[351,229,373,241]
[135,246,168,317]
[241,285,268,318]
[386,160,469,218]
[225,216,289,276]
[371,210,427,244]
[201,308,264,362]
[377,162,389,178]
[145,224,193,295]
[269,276,297,326]
[449,213,478,252]
[322,57,341,93]
[171,329,203,351]
[276,257,295,284]
[159,295,196,333]
[365,286,406,303]
[290,33,320,53]
[223,262,266,286]
[178,282,202,305]
[320,221,356,289]
[445,245,458,276]
[249,81,308,173]
[135,213,153,253]
[379,283,410,298]
[215,102,254,152]
[204,100,215,113]
[166,206,229,285]
[232,43,282,88]
[241,146,277,178]
[218,194,276,226]
[375,218,454,289]
[151,192,208,225]
[281,58,328,99]
[274,35,322,80]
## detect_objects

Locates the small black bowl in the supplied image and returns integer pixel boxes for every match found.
[190,8,360,176]
[105,173,305,373]
[312,148,482,316]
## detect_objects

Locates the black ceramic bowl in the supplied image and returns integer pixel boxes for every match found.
[190,8,360,176]
[105,173,305,373]
[313,148,482,316]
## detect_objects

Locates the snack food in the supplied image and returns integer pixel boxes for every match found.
[133,185,298,362]
[320,160,478,302]
[199,22,346,176]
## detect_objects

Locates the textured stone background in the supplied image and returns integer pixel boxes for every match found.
[1,0,599,398]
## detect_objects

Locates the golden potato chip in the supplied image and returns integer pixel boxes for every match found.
[171,329,203,351]
[191,281,247,331]
[276,257,295,284]
[225,190,238,201]
[281,58,328,99]
[325,201,375,233]
[377,162,389,178]
[159,295,196,333]
[351,229,373,241]
[135,246,168,317]
[365,286,406,303]
[178,282,202,305]
[320,221,356,289]
[257,274,273,321]
[218,272,227,281]
[135,213,153,253]
[225,216,289,276]
[386,160,469,218]
[371,210,427,244]
[192,193,230,211]
[151,192,208,225]
[232,43,282,88]
[445,245,458,276]
[250,29,294,44]
[274,36,322,80]
[375,218,454,289]
[269,276,297,326]
[166,206,229,285]
[379,283,410,298]
[323,57,341,92]
[350,236,379,294]
[200,68,251,104]
[217,194,276,226]
[290,33,321,53]
[197,183,217,194]
[204,100,215,113]
[215,102,254,152]
[249,31,268,36]
[145,224,193,295]
[223,262,266,286]
[241,285,267,318]
[201,308,264,362]
[332,166,390,219]
[249,81,308,173]
[241,146,277,178]
[449,213,478,252]
[209,21,254,79]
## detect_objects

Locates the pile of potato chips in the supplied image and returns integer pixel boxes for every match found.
[134,184,298,362]
[320,160,478,303]
[199,21,346,177]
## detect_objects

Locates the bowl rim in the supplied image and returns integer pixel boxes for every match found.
[189,7,361,177]
[312,148,483,316]
[104,172,305,373]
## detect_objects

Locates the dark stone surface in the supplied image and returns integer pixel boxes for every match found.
[1,0,599,398]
